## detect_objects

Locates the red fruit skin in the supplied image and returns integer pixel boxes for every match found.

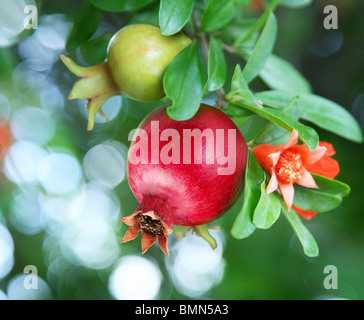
[127,104,248,227]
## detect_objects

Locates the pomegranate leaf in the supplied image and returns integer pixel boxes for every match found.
[229,65,263,110]
[259,54,312,93]
[66,2,101,51]
[88,0,154,12]
[239,115,270,142]
[234,0,279,47]
[206,37,227,92]
[159,0,194,36]
[231,150,264,239]
[221,18,258,47]
[227,65,319,151]
[281,203,319,257]
[80,32,113,65]
[199,0,235,33]
[242,12,278,84]
[293,174,350,212]
[164,41,204,121]
[253,179,281,230]
[223,103,254,118]
[254,96,300,145]
[255,90,364,143]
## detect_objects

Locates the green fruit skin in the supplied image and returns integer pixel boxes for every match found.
[107,24,191,102]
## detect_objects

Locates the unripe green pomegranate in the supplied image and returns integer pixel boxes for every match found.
[60,24,191,130]
[107,24,191,102]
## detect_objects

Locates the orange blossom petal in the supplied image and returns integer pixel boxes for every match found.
[292,206,318,220]
[293,145,327,165]
[266,169,279,194]
[282,129,299,150]
[296,168,318,189]
[279,182,295,211]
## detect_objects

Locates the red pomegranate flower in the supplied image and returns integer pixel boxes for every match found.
[250,0,265,10]
[0,119,12,160]
[253,130,340,218]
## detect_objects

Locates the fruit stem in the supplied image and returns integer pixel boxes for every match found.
[173,224,220,250]
[60,54,119,131]
[194,224,219,250]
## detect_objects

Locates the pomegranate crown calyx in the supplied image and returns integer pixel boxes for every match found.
[120,210,173,256]
[60,54,119,131]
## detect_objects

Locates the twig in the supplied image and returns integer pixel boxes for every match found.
[222,43,236,55]
[192,11,226,109]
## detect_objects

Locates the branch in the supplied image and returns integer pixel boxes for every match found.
[192,11,226,109]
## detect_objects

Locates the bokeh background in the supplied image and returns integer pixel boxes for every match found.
[0,0,363,300]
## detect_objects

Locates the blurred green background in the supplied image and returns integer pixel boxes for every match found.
[0,0,363,300]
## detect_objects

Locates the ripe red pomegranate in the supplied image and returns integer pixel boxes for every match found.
[121,104,248,256]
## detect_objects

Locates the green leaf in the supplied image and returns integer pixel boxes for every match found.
[293,174,350,212]
[159,0,194,36]
[298,95,363,143]
[242,12,278,83]
[206,37,227,92]
[234,0,250,4]
[253,178,281,229]
[66,3,101,51]
[259,107,319,150]
[233,116,255,130]
[223,103,254,118]
[231,150,264,239]
[227,66,319,150]
[254,96,300,145]
[240,115,269,142]
[230,65,262,109]
[255,90,364,143]
[88,0,154,12]
[199,0,235,33]
[80,32,113,65]
[164,41,204,120]
[254,90,297,109]
[221,18,258,47]
[282,203,319,257]
[233,0,279,47]
[259,54,312,93]
[128,5,160,25]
